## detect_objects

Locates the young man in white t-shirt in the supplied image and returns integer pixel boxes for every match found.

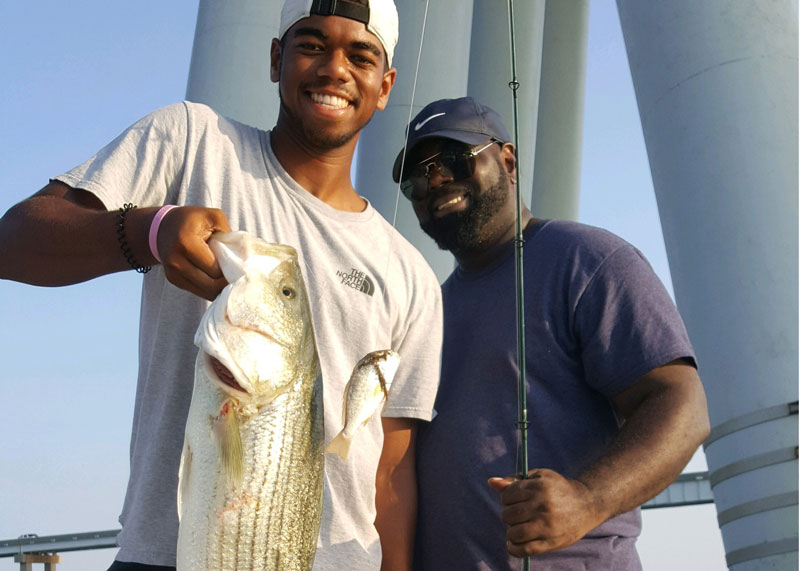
[0,1,443,570]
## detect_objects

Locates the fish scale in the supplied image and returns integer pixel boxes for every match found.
[177,233,323,571]
[180,346,323,570]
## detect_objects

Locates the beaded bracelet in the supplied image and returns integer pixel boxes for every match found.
[116,203,151,274]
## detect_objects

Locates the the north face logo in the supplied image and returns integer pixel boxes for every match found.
[336,268,375,296]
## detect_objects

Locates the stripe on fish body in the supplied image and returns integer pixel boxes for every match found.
[177,232,323,571]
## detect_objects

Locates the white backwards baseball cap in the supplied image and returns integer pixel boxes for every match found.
[279,0,399,66]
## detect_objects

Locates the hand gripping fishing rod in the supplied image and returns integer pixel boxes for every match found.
[506,1,531,570]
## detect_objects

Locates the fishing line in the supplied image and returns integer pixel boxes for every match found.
[388,2,431,232]
[374,0,431,345]
[506,1,530,570]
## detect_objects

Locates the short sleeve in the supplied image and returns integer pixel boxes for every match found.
[575,245,696,397]
[54,102,189,210]
[382,257,443,422]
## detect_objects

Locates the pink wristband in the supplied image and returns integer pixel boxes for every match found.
[148,205,178,263]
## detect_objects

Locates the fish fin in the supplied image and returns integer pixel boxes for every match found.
[340,379,352,426]
[177,441,192,522]
[325,431,352,460]
[214,401,244,485]
[375,363,389,396]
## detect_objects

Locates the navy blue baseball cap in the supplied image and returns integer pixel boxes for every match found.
[392,97,511,182]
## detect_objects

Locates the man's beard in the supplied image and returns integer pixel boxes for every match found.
[419,172,510,255]
[278,92,375,152]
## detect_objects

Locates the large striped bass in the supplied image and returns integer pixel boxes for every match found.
[176,232,323,571]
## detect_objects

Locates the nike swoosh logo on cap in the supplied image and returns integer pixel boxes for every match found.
[414,112,446,131]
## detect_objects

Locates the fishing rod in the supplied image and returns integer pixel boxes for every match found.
[389,3,529,569]
[506,1,530,570]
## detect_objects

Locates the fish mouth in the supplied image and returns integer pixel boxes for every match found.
[207,355,248,394]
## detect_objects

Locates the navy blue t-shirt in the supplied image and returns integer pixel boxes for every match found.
[414,220,696,571]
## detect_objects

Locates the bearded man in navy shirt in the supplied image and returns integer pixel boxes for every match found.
[392,97,710,571]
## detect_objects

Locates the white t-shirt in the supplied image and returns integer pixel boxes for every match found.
[56,101,443,569]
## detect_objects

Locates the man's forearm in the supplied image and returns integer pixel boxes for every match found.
[375,417,418,571]
[1,182,230,300]
[0,185,157,286]
[375,463,417,571]
[577,362,710,521]
[489,362,710,558]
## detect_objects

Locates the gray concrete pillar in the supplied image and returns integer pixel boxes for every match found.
[185,0,282,129]
[616,2,798,568]
[530,0,589,221]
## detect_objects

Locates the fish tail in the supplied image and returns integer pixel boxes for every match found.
[325,431,352,460]
[214,400,244,484]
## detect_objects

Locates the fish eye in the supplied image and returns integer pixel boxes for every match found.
[282,287,295,299]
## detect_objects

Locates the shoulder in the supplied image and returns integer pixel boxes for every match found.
[130,101,191,131]
[536,219,632,256]
[366,213,442,298]
[115,102,259,148]
[180,100,220,123]
[525,220,662,308]
[534,219,644,272]
[386,221,439,279]
[109,102,193,151]
[179,101,262,139]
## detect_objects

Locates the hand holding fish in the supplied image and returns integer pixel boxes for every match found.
[155,205,232,300]
[488,468,604,558]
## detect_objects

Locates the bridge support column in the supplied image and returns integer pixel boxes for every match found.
[13,553,60,571]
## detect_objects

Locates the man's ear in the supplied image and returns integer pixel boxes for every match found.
[375,67,397,111]
[270,38,282,83]
[501,142,517,185]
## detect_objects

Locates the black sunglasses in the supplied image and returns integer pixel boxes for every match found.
[399,140,498,200]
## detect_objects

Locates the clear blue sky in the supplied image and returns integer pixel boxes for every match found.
[0,1,727,569]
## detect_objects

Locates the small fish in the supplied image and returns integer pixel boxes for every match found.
[176,231,323,571]
[326,349,401,460]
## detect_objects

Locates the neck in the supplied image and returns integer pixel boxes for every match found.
[270,118,367,212]
[455,210,536,272]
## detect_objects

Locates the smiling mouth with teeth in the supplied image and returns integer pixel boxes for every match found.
[310,92,350,109]
[436,195,465,211]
